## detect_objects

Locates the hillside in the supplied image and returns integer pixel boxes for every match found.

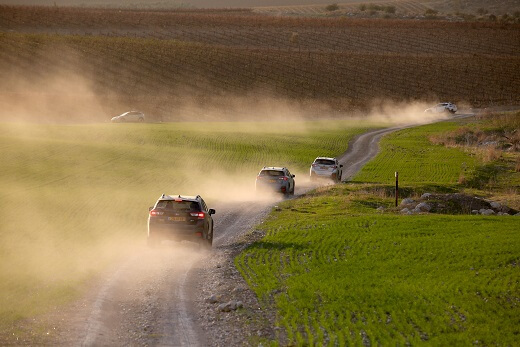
[0,6,519,121]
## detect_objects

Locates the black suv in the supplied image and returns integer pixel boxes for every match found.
[147,194,215,248]
[255,167,295,195]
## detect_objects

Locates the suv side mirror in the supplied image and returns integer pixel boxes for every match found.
[208,208,216,215]
[292,174,296,178]
[149,207,153,211]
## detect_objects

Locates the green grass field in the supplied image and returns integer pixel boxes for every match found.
[235,120,520,345]
[0,120,372,329]
[354,121,479,185]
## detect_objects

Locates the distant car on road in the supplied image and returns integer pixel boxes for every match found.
[255,167,295,195]
[310,157,343,182]
[147,194,215,248]
[424,102,457,114]
[111,111,145,123]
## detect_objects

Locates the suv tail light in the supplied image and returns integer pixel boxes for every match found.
[279,177,288,181]
[150,210,164,216]
[190,212,205,219]
[332,165,337,169]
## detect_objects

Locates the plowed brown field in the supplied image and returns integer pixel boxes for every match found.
[0,6,519,120]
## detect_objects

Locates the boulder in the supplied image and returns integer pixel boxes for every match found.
[376,206,385,212]
[415,202,432,212]
[490,201,501,209]
[471,210,479,215]
[421,193,432,199]
[400,208,411,214]
[400,198,415,205]
[479,209,495,216]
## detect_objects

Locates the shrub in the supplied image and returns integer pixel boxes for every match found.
[326,3,339,11]
[358,4,366,11]
[477,8,488,15]
[385,6,396,14]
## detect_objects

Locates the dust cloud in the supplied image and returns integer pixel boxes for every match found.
[0,40,464,339]
[363,99,452,125]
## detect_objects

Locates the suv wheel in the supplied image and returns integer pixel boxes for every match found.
[199,228,213,249]
[138,117,144,122]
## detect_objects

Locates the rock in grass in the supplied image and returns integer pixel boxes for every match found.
[421,193,432,199]
[471,210,479,215]
[415,202,432,212]
[400,198,415,205]
[479,209,495,215]
[490,201,501,209]
[376,206,385,212]
[400,208,411,214]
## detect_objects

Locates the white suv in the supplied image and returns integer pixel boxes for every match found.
[310,157,343,183]
[424,102,457,114]
[111,111,145,123]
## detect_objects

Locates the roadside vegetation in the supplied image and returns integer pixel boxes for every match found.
[236,115,520,345]
[0,120,373,330]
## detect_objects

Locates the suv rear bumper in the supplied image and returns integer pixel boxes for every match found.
[256,181,289,192]
[310,170,339,178]
[148,223,204,241]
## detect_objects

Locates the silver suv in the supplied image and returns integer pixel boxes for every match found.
[111,111,145,123]
[255,167,295,195]
[310,157,343,182]
[424,102,457,114]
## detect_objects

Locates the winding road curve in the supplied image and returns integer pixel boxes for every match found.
[54,117,468,346]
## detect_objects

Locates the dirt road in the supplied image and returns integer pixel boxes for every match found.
[48,118,464,346]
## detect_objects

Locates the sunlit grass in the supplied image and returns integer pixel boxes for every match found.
[236,184,520,346]
[354,121,479,185]
[236,120,520,345]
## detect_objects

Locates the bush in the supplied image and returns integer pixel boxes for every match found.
[358,4,366,11]
[477,8,488,15]
[385,6,396,14]
[326,3,339,11]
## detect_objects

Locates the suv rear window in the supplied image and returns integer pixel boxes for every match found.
[155,200,200,211]
[314,159,335,165]
[259,170,285,177]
